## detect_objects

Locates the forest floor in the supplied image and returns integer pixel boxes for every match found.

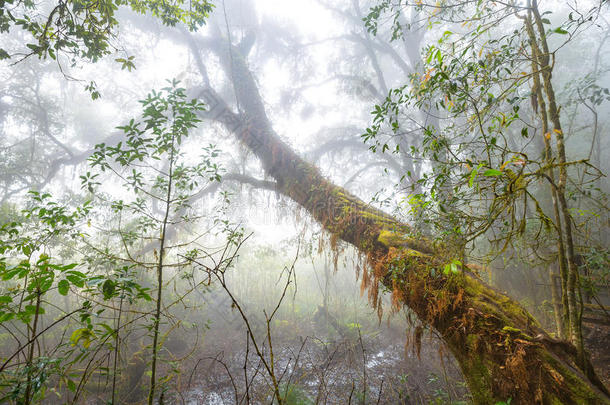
[81,309,609,404]
[175,316,610,404]
[176,310,470,404]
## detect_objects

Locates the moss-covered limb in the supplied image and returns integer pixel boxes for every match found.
[409,269,609,404]
[385,260,609,404]
[378,249,602,404]
[195,37,609,405]
[448,334,608,405]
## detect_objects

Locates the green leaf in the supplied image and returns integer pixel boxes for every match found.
[58,280,70,296]
[443,259,462,275]
[25,304,44,315]
[70,327,93,348]
[469,169,477,188]
[66,270,86,277]
[427,47,435,64]
[468,163,483,188]
[102,279,116,300]
[61,263,79,271]
[521,127,528,138]
[98,322,115,337]
[483,169,503,176]
[3,267,23,280]
[552,27,568,35]
[66,379,76,392]
[86,275,105,286]
[0,312,14,323]
[66,274,84,288]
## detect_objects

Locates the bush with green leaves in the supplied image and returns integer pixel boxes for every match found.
[0,0,214,98]
[0,80,235,404]
[86,79,231,404]
[0,0,213,62]
[362,1,608,358]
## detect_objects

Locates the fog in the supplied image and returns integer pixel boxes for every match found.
[0,0,609,404]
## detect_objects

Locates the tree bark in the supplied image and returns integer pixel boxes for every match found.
[190,35,609,404]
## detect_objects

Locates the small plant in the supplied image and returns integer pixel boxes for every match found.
[0,80,236,404]
[281,383,314,405]
[86,79,226,404]
[0,192,92,404]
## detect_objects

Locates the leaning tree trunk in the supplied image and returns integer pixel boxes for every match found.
[188,35,609,404]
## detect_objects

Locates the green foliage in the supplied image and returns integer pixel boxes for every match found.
[361,2,609,399]
[1,357,61,403]
[0,192,90,326]
[0,0,214,65]
[94,82,211,182]
[361,0,606,258]
[85,79,229,403]
[0,191,105,403]
[443,259,462,276]
[86,80,223,250]
[0,80,227,404]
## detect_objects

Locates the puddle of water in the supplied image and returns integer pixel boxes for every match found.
[366,350,386,368]
[185,390,224,405]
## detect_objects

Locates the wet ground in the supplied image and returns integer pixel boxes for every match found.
[177,324,468,404]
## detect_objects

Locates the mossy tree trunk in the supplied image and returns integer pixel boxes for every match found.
[187,34,609,404]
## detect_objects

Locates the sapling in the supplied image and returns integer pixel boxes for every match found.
[87,80,225,404]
